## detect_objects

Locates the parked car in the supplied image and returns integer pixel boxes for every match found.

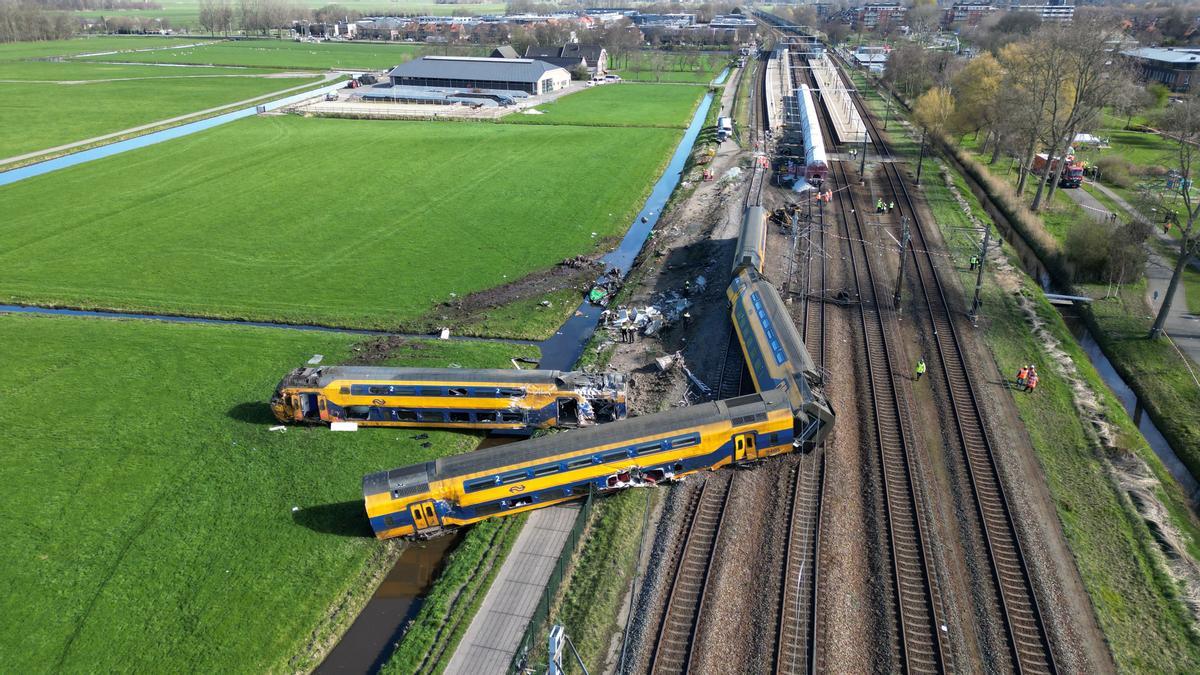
[604,74,622,82]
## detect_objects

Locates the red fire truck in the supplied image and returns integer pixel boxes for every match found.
[1032,152,1085,188]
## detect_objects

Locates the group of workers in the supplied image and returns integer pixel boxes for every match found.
[875,199,895,214]
[1015,365,1040,393]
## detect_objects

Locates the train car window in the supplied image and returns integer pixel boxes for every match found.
[417,411,446,422]
[532,465,558,478]
[449,411,471,422]
[508,496,533,509]
[670,435,700,449]
[566,457,593,470]
[500,471,527,484]
[384,516,395,527]
[770,433,780,445]
[340,386,350,395]
[635,442,662,456]
[601,450,628,463]
[476,412,500,423]
[396,410,418,422]
[570,481,592,495]
[420,388,442,397]
[541,488,567,500]
[448,388,468,396]
[500,411,524,423]
[497,388,525,398]
[346,406,371,421]
[389,386,418,396]
[465,476,498,492]
[474,502,503,517]
[368,386,388,395]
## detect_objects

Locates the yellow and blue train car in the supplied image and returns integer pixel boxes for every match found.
[727,267,834,449]
[364,389,795,539]
[271,366,626,431]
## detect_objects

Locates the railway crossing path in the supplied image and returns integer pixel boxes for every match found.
[444,504,581,673]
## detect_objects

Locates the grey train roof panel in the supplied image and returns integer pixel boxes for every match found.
[284,366,621,388]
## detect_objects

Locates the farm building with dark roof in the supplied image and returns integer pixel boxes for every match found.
[387,56,572,95]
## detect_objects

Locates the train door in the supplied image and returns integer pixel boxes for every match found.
[557,398,579,426]
[408,500,441,535]
[734,433,758,462]
[300,394,320,421]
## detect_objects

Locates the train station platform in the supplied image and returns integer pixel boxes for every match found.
[810,54,867,145]
[444,504,581,673]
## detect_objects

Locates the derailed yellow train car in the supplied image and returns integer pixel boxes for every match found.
[727,267,835,449]
[271,366,626,431]
[364,389,794,539]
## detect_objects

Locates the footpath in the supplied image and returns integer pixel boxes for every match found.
[1066,184,1200,365]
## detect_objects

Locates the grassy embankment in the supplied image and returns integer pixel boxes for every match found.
[858,74,1200,668]
[0,113,686,334]
[612,51,729,84]
[80,38,425,70]
[0,313,538,673]
[382,514,527,675]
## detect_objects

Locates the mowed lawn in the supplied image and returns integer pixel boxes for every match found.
[0,313,537,673]
[0,73,324,158]
[81,38,425,70]
[0,59,278,80]
[508,82,706,128]
[0,116,684,330]
[612,52,729,84]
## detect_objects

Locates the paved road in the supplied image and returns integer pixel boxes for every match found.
[1065,185,1200,364]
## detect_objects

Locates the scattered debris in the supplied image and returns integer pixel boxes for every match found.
[655,354,677,371]
[330,422,358,432]
[421,442,432,449]
[438,327,450,340]
[412,433,429,440]
[291,506,300,512]
[521,108,545,115]
[447,362,462,368]
[268,425,287,433]
[539,300,553,307]
[307,354,324,365]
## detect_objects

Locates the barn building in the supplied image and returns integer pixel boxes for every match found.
[388,56,572,95]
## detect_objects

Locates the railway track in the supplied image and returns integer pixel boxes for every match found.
[650,477,734,674]
[716,326,749,399]
[743,50,769,208]
[828,48,1057,673]
[830,157,947,673]
[773,453,826,675]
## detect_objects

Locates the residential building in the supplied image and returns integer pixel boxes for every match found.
[1122,46,1200,92]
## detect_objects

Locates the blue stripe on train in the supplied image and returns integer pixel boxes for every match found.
[326,400,559,426]
[366,429,794,535]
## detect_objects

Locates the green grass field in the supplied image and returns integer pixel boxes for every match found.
[0,36,212,61]
[69,0,506,28]
[0,115,684,330]
[509,83,705,129]
[612,52,729,84]
[0,313,538,673]
[81,38,425,70]
[0,73,324,159]
[0,59,277,80]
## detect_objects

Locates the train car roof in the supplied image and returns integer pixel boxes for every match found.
[286,366,623,388]
[433,389,789,480]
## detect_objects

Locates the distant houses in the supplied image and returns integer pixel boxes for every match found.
[524,44,609,77]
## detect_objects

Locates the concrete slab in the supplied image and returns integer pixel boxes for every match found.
[444,503,581,674]
[810,54,866,145]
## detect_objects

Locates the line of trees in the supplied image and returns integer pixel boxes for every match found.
[0,1,75,42]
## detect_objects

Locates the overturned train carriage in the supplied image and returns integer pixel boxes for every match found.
[364,389,795,539]
[727,268,835,448]
[271,366,627,431]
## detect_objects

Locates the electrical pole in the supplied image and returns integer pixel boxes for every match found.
[969,223,992,324]
[859,130,868,177]
[915,128,927,186]
[893,216,911,312]
[883,96,892,129]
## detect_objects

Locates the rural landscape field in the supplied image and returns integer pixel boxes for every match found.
[0,27,714,672]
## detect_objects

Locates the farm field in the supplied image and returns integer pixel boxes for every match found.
[70,0,506,29]
[81,38,427,70]
[0,36,212,61]
[0,115,685,330]
[0,73,325,159]
[508,82,706,128]
[0,59,278,80]
[0,313,538,673]
[611,51,729,83]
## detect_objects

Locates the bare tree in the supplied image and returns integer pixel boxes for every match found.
[1149,98,1200,339]
[1029,15,1123,211]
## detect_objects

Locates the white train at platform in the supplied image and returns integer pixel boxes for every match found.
[797,83,828,184]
